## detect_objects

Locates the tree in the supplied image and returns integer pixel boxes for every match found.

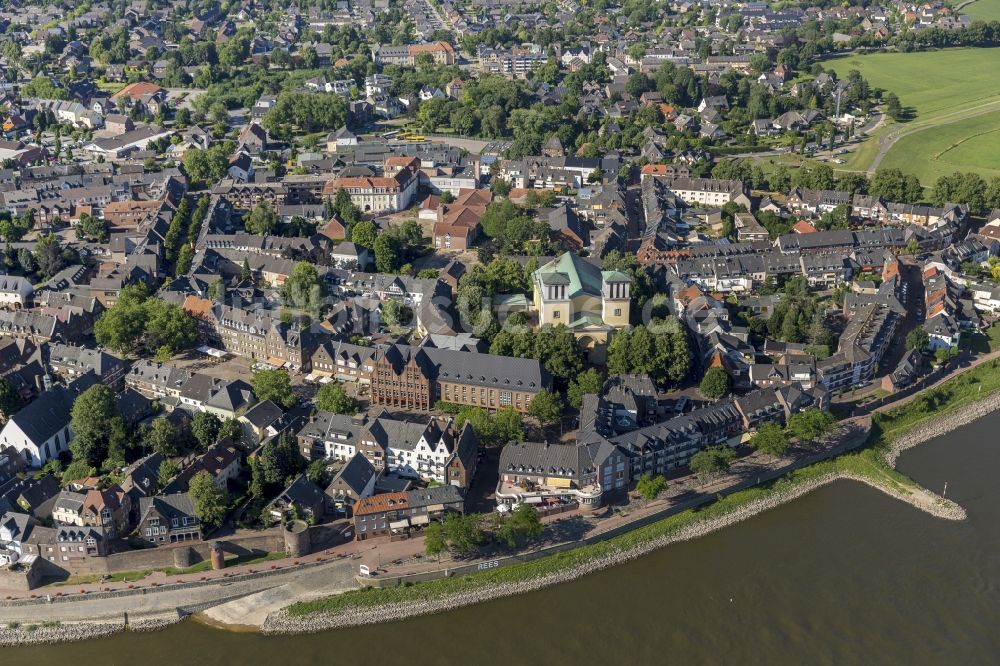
[749,424,789,458]
[315,382,359,414]
[189,470,227,530]
[905,328,929,351]
[306,458,329,486]
[70,385,120,467]
[606,318,691,386]
[158,459,179,489]
[885,92,903,121]
[380,298,412,327]
[0,376,21,418]
[785,409,836,442]
[527,389,563,427]
[245,201,278,235]
[282,261,322,312]
[76,213,109,243]
[143,298,198,354]
[689,446,735,481]
[252,369,296,409]
[567,368,603,409]
[635,473,667,501]
[424,521,447,560]
[699,367,731,399]
[145,418,179,458]
[192,411,222,449]
[374,233,400,273]
[182,145,229,187]
[61,460,98,484]
[219,417,243,444]
[257,434,300,488]
[350,219,377,249]
[16,247,34,274]
[34,233,65,279]
[442,512,484,556]
[495,504,543,547]
[94,286,196,356]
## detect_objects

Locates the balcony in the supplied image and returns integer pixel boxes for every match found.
[495,479,603,505]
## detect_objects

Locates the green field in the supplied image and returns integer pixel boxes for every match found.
[825,48,1000,182]
[827,49,1000,119]
[877,112,1000,182]
[963,0,1000,22]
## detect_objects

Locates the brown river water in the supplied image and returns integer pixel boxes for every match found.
[8,412,1000,665]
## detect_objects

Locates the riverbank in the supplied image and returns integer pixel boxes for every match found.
[266,373,1000,634]
[6,360,997,645]
[0,615,183,648]
[881,378,1000,469]
[262,460,962,634]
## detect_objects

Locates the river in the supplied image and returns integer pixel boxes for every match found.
[8,413,1000,665]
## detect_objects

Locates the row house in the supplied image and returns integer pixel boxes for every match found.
[22,524,109,567]
[341,272,445,307]
[360,411,478,486]
[495,434,625,508]
[136,493,201,545]
[297,412,366,463]
[353,484,464,540]
[198,233,329,259]
[818,303,898,391]
[212,180,287,211]
[193,303,314,371]
[657,176,750,209]
[372,41,455,66]
[786,188,852,217]
[310,339,376,383]
[476,44,548,78]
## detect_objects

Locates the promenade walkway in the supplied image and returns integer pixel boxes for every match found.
[3,346,994,622]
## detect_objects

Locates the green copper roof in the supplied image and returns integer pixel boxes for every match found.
[534,252,604,299]
[601,270,630,283]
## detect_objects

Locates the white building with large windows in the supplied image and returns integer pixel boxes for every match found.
[0,385,79,467]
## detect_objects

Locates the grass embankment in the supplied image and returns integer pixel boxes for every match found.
[824,48,1000,181]
[874,357,1000,441]
[289,359,1000,617]
[49,552,287,587]
[963,0,1000,22]
[877,113,1000,183]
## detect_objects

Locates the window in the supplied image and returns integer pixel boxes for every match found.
[553,310,561,318]
[614,308,622,317]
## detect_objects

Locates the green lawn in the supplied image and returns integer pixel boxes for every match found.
[963,0,1000,21]
[961,323,1000,354]
[827,49,1000,120]
[824,48,1000,181]
[877,112,1000,183]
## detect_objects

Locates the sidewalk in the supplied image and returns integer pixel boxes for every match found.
[5,350,991,603]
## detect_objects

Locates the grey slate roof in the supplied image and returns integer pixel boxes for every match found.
[327,453,377,496]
